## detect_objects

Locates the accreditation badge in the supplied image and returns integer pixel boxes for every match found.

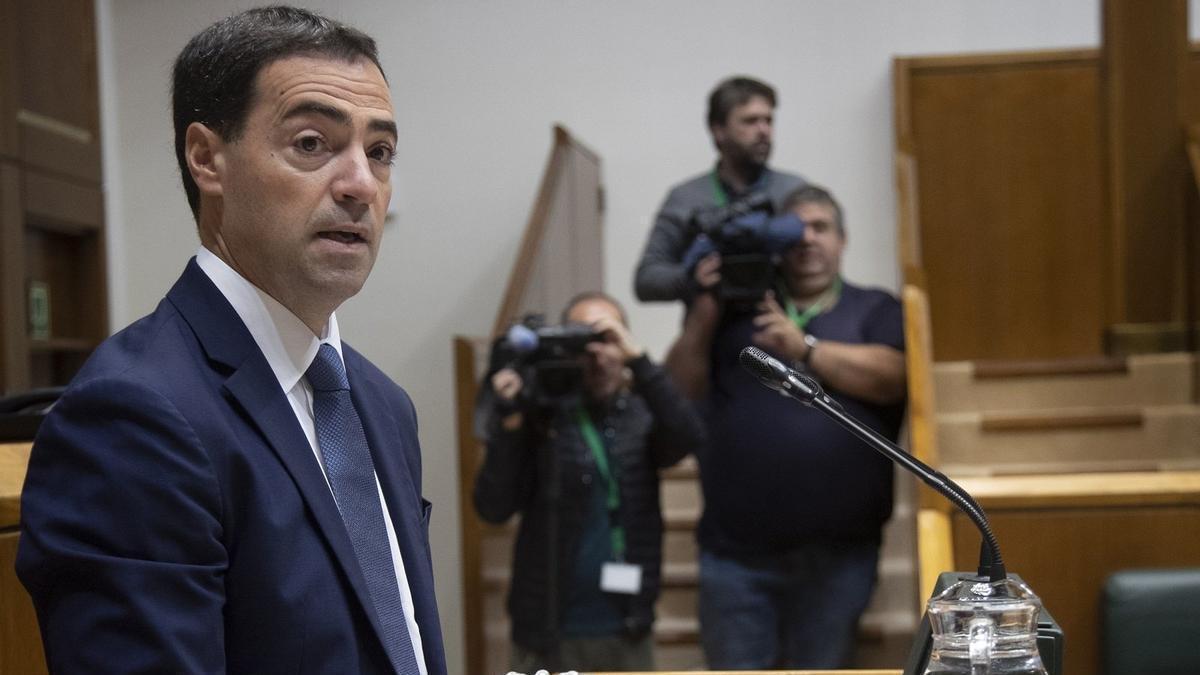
[600,561,642,595]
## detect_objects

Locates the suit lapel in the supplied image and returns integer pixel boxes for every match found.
[167,260,393,661]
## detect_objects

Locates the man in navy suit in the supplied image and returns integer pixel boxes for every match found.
[16,7,446,674]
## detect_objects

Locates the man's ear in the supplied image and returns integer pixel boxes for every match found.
[185,122,225,198]
[709,123,725,144]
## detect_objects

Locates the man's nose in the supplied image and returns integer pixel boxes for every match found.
[331,150,379,209]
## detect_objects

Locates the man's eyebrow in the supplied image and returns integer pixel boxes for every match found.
[369,118,398,140]
[281,101,397,140]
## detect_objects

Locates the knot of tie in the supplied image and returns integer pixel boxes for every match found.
[306,343,350,392]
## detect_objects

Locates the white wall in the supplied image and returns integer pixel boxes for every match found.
[97,1,1136,671]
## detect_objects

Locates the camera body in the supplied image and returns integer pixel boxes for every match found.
[683,192,806,307]
[489,316,604,408]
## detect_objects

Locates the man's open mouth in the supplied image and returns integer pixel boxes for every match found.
[319,231,366,245]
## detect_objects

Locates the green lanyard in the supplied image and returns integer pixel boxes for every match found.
[781,276,843,330]
[574,406,626,561]
[709,169,729,207]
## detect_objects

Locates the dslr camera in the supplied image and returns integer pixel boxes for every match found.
[682,191,805,307]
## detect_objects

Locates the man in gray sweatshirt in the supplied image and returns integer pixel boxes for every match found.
[634,75,807,303]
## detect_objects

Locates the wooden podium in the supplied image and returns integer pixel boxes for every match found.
[1,442,46,674]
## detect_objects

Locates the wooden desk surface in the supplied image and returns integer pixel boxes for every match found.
[0,443,32,528]
[590,667,902,672]
[952,470,1200,509]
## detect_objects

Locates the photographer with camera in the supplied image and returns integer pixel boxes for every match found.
[635,75,808,302]
[473,292,705,672]
[665,185,906,669]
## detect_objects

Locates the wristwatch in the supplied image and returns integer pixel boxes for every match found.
[801,333,819,365]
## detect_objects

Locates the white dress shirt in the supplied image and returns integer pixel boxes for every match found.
[196,248,427,674]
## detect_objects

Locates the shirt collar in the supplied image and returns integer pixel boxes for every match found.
[195,247,343,392]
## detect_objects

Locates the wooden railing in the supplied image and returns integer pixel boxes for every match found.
[900,285,953,605]
[1185,124,1200,385]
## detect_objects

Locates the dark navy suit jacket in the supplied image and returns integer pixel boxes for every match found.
[16,260,447,674]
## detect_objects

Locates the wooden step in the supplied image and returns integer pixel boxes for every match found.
[972,356,1129,379]
[1105,320,1200,355]
[937,404,1200,475]
[664,507,700,530]
[655,643,707,670]
[662,528,697,566]
[660,472,703,512]
[655,584,698,622]
[933,352,1195,413]
[979,407,1143,432]
[661,454,699,480]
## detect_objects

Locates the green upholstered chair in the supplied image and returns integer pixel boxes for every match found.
[1102,568,1200,675]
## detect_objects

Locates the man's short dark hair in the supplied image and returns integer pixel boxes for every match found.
[707,76,777,128]
[172,5,384,220]
[561,291,629,327]
[783,184,846,236]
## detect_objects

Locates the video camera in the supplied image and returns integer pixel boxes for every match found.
[488,315,605,408]
[682,191,806,306]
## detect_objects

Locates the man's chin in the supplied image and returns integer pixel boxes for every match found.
[307,268,370,305]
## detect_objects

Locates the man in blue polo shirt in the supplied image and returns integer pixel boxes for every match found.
[666,184,907,669]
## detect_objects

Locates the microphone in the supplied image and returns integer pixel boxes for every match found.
[505,323,540,355]
[738,346,840,410]
[737,345,1007,582]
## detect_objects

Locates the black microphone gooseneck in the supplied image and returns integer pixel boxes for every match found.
[738,346,1007,582]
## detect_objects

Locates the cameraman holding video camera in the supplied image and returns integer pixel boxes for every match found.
[635,75,808,303]
[473,292,705,673]
[663,185,907,669]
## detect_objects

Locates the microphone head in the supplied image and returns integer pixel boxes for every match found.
[506,323,539,354]
[739,346,788,389]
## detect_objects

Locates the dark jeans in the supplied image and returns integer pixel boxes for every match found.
[699,541,879,669]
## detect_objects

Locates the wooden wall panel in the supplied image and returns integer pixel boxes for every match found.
[15,0,101,182]
[0,162,27,393]
[951,505,1200,675]
[1102,0,1189,325]
[906,55,1107,361]
[0,0,18,160]
[2,442,46,674]
[453,337,486,675]
[491,126,604,336]
[568,148,604,313]
[1188,50,1200,123]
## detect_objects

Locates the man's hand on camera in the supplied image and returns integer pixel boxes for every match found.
[589,315,645,363]
[694,252,722,291]
[491,368,524,401]
[490,368,525,431]
[751,291,807,362]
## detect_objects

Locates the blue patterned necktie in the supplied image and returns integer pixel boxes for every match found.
[306,343,420,674]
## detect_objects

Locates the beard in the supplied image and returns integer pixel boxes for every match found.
[724,139,771,175]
